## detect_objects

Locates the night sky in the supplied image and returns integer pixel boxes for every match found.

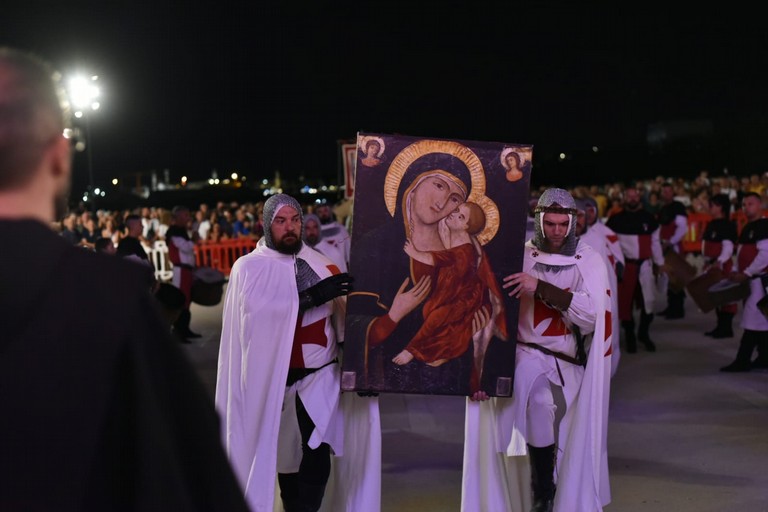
[3,4,767,195]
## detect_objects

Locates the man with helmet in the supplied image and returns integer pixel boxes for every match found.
[215,194,380,512]
[463,188,612,512]
[575,196,623,377]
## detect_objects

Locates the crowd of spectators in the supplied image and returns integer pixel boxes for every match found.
[54,200,270,253]
[53,171,767,258]
[555,171,768,221]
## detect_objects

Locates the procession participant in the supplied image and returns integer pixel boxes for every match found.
[657,182,689,319]
[303,212,348,272]
[606,186,666,353]
[215,194,380,512]
[315,201,351,271]
[0,46,248,512]
[720,192,768,372]
[166,205,201,341]
[462,188,612,512]
[700,194,738,338]
[575,197,622,377]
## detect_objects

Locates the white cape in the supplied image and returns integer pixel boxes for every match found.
[462,241,612,512]
[215,240,381,512]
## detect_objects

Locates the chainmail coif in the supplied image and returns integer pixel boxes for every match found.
[533,187,579,256]
[262,193,304,250]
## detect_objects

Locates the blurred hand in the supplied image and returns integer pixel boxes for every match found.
[470,391,489,402]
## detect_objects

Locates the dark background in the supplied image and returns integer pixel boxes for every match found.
[3,3,766,204]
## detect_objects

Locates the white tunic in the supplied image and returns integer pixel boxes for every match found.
[462,240,612,512]
[215,239,381,512]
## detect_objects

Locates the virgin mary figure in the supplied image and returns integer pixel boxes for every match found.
[344,139,508,396]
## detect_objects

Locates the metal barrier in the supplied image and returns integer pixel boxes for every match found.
[194,238,258,276]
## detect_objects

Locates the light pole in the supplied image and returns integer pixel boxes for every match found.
[68,74,101,208]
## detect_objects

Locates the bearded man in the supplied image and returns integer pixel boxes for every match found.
[606,186,666,353]
[215,194,380,512]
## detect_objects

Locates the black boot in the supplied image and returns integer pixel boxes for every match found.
[173,309,202,342]
[278,473,326,512]
[704,312,722,337]
[528,444,556,512]
[711,312,734,339]
[622,320,637,353]
[665,289,685,319]
[638,312,656,352]
[720,331,757,372]
[751,338,768,369]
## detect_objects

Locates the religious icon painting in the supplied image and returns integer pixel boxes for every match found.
[341,132,533,397]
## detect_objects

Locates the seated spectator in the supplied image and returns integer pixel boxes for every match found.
[59,212,80,245]
[232,209,253,238]
[193,209,211,241]
[208,221,229,243]
[80,217,100,249]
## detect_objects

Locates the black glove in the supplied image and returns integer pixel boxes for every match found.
[298,273,354,311]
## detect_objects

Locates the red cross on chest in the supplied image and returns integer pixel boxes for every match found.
[289,313,329,368]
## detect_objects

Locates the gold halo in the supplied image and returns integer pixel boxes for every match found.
[384,139,485,216]
[358,135,385,157]
[383,139,500,245]
[468,194,500,246]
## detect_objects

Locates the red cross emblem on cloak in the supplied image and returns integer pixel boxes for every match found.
[289,313,329,368]
[533,295,572,337]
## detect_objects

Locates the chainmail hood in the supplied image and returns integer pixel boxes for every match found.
[262,194,304,250]
[573,197,590,234]
[533,188,579,255]
[302,213,323,246]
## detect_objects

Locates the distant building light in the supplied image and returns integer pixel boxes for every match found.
[208,178,215,185]
[262,179,268,185]
[100,191,105,197]
[181,176,188,184]
[559,153,566,161]
[94,187,101,195]
[592,146,599,153]
[214,179,220,185]
[231,172,238,180]
[111,178,118,185]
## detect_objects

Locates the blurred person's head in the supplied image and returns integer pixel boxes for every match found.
[0,48,72,222]
[742,192,763,221]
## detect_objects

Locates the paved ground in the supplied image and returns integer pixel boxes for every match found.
[183,285,768,511]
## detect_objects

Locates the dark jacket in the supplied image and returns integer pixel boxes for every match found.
[0,219,248,512]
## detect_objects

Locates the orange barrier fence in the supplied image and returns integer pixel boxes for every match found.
[681,210,765,254]
[195,238,258,276]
